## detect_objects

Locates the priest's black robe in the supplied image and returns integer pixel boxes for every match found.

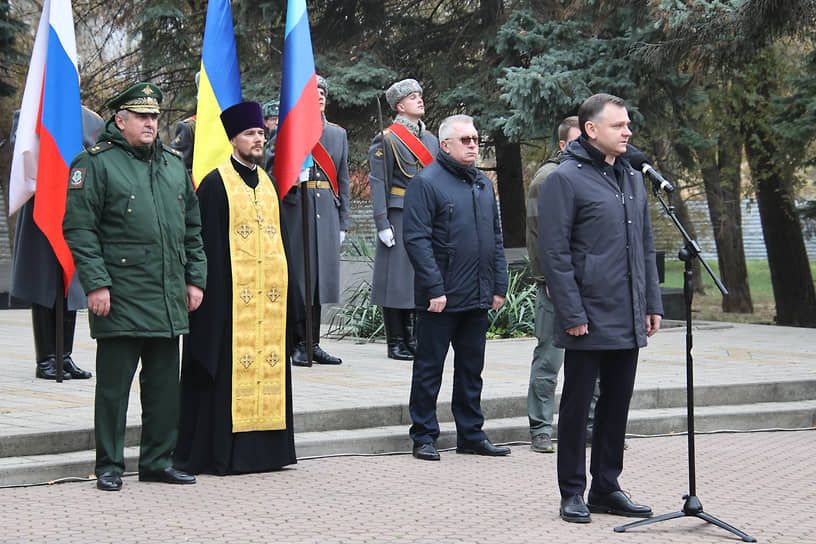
[174,157,297,475]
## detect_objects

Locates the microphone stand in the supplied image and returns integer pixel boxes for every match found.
[615,184,756,542]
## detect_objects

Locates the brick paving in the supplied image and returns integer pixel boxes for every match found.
[0,431,813,543]
[1,309,815,542]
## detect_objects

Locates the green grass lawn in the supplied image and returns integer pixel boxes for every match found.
[662,258,816,324]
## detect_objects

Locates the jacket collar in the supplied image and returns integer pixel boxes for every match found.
[564,136,635,173]
[101,116,161,161]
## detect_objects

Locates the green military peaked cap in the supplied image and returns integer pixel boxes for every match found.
[106,82,163,114]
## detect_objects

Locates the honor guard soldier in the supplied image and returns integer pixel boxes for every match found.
[278,75,349,366]
[262,99,279,173]
[170,72,200,175]
[64,82,207,491]
[10,106,102,380]
[368,79,439,360]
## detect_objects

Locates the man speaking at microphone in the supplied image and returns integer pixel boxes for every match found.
[538,93,663,523]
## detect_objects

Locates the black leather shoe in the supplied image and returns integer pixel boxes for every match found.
[35,357,71,380]
[412,443,440,461]
[560,495,591,523]
[312,344,342,365]
[139,467,196,485]
[588,490,652,518]
[291,341,312,367]
[62,355,92,379]
[96,471,122,491]
[387,340,414,361]
[456,439,510,456]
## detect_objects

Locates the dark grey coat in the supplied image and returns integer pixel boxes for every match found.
[538,138,663,350]
[368,122,439,308]
[278,121,350,305]
[10,106,104,310]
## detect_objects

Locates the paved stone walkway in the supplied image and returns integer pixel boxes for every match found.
[1,309,815,542]
[1,431,813,543]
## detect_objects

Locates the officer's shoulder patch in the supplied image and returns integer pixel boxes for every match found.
[163,144,183,160]
[87,141,114,155]
[68,168,86,189]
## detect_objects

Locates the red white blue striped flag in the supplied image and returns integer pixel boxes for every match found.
[273,0,323,198]
[8,0,83,293]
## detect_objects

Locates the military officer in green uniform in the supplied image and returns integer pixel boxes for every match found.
[63,82,207,492]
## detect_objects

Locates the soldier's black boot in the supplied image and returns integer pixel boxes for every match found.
[32,303,70,380]
[403,309,417,356]
[310,305,342,365]
[383,308,413,361]
[61,310,92,379]
[291,341,312,367]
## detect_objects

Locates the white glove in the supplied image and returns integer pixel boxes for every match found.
[378,227,395,247]
[339,230,346,244]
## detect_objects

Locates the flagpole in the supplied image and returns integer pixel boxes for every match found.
[300,180,314,366]
[55,265,65,383]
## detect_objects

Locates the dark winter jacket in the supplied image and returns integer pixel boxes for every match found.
[538,137,663,350]
[403,149,508,311]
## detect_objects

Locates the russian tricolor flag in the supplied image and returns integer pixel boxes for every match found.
[191,0,242,187]
[8,0,83,294]
[273,0,323,198]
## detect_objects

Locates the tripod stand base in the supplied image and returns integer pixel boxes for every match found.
[614,495,756,542]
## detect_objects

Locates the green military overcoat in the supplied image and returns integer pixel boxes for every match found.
[63,117,207,339]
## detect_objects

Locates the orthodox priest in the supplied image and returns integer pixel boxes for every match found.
[174,101,296,475]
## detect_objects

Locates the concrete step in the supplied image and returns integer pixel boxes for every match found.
[3,379,815,460]
[2,399,813,486]
[3,379,813,459]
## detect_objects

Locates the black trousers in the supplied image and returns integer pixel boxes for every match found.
[293,304,321,344]
[557,348,638,498]
[409,309,489,446]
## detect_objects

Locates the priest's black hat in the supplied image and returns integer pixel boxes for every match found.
[220,101,264,140]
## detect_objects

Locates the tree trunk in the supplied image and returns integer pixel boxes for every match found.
[744,126,816,327]
[699,134,753,312]
[492,130,525,248]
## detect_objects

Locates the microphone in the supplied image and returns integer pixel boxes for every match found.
[641,163,675,193]
[622,145,675,194]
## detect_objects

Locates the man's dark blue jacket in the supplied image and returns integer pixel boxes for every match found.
[538,137,663,350]
[403,150,508,311]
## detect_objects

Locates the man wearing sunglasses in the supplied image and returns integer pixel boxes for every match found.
[403,114,509,461]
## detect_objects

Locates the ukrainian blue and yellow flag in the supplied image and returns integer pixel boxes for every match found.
[192,0,242,186]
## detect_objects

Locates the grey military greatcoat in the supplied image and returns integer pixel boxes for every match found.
[368,126,439,308]
[279,121,350,305]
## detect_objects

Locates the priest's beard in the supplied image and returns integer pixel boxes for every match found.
[238,148,264,166]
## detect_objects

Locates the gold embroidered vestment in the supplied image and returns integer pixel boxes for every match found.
[219,160,288,432]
